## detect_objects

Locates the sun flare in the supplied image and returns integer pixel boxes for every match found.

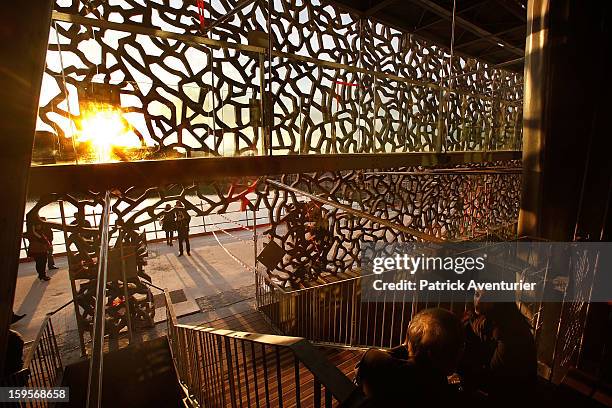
[77,104,141,162]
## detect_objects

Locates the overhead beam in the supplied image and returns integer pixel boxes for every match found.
[27,151,521,196]
[454,25,526,50]
[413,0,492,33]
[406,0,524,56]
[364,0,398,16]
[494,0,527,22]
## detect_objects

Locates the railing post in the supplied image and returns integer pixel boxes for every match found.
[86,191,111,408]
[59,199,87,357]
[349,279,357,347]
[119,228,134,345]
[253,206,258,270]
[200,201,207,233]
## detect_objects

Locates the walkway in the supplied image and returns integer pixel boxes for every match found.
[12,229,262,341]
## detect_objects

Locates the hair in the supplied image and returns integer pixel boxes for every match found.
[405,308,465,374]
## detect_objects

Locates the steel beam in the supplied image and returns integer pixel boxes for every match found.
[406,0,524,56]
[27,151,521,195]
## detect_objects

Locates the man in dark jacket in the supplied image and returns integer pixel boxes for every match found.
[175,201,191,256]
[39,217,58,269]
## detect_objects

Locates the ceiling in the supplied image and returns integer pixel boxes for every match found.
[324,0,527,72]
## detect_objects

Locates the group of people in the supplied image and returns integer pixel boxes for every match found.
[159,201,192,257]
[354,292,537,407]
[24,202,193,280]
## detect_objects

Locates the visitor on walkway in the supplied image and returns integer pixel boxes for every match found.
[160,204,176,246]
[70,210,94,242]
[70,210,92,228]
[24,221,52,281]
[355,308,467,407]
[175,201,191,256]
[39,217,58,270]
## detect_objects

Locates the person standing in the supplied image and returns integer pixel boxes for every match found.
[160,204,176,246]
[175,201,191,256]
[39,217,58,270]
[25,221,52,281]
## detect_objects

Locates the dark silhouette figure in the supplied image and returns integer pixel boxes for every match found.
[70,210,92,228]
[355,308,467,407]
[11,312,26,324]
[24,221,51,281]
[459,290,537,406]
[160,204,176,246]
[4,329,25,385]
[70,210,94,242]
[40,217,58,269]
[175,201,191,256]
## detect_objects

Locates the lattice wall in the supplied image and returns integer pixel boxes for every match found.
[25,160,521,288]
[262,163,521,287]
[38,0,523,162]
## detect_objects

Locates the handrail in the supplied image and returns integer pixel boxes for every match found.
[86,190,111,408]
[175,324,359,402]
[266,179,445,243]
[47,298,75,316]
[161,282,364,407]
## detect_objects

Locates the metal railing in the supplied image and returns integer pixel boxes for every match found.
[0,319,63,408]
[157,280,365,408]
[0,301,73,407]
[257,267,472,349]
[20,205,270,260]
[85,191,111,408]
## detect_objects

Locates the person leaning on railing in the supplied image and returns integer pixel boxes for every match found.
[354,308,469,407]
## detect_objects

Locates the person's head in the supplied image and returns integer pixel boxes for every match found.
[74,211,84,221]
[405,308,465,375]
[474,290,522,320]
[165,204,171,210]
[175,201,183,208]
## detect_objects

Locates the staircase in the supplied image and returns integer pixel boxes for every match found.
[60,337,184,407]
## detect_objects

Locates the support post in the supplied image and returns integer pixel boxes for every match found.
[519,0,612,381]
[0,1,54,373]
[119,230,134,345]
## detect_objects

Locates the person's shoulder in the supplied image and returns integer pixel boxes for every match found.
[360,347,413,372]
[361,348,391,363]
[389,344,409,360]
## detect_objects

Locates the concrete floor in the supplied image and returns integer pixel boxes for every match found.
[12,229,264,341]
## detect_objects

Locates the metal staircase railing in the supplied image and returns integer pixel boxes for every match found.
[159,284,364,408]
